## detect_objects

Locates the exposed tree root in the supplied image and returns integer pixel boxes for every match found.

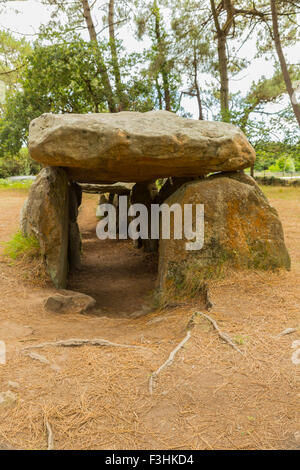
[191,311,244,355]
[22,338,148,351]
[149,308,244,395]
[276,327,298,338]
[149,331,191,394]
[24,351,51,364]
[23,351,60,371]
[45,418,54,450]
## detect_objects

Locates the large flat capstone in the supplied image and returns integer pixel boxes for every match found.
[29,111,255,183]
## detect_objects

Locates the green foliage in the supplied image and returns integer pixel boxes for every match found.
[3,230,40,260]
[25,40,113,113]
[0,0,299,168]
[0,37,160,155]
[269,156,295,173]
[0,39,104,155]
[134,1,182,112]
[254,141,300,173]
[0,30,32,100]
[0,148,40,178]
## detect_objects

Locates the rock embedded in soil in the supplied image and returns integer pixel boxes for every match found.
[0,391,17,407]
[28,111,255,183]
[44,290,96,314]
[158,172,291,304]
[7,381,20,389]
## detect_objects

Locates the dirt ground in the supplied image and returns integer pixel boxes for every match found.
[0,186,299,450]
[68,193,158,317]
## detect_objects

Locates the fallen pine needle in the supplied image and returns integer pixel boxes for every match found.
[149,330,191,394]
[24,351,51,364]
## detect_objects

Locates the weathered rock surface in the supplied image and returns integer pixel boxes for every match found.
[29,111,255,183]
[157,177,199,204]
[131,182,158,252]
[80,182,135,195]
[44,290,96,314]
[20,167,69,288]
[68,183,82,271]
[68,222,81,271]
[0,391,17,407]
[158,172,290,302]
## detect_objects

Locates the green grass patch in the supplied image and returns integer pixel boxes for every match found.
[0,179,34,190]
[233,335,246,345]
[3,230,40,260]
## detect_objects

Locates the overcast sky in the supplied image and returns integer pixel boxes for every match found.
[1,0,299,118]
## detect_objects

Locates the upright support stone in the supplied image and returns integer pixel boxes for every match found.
[130,182,158,252]
[20,167,69,288]
[157,177,198,204]
[158,172,291,304]
[112,194,120,233]
[68,182,82,272]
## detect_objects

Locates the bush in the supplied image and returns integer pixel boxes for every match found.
[268,156,296,173]
[0,148,41,178]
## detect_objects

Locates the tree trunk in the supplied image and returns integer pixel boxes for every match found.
[81,0,116,113]
[193,49,203,120]
[153,1,171,111]
[217,32,230,121]
[195,79,203,120]
[81,0,97,41]
[155,78,163,109]
[270,0,300,126]
[210,0,230,122]
[161,70,171,111]
[108,0,126,111]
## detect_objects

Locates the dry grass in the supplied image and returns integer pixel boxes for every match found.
[0,186,299,450]
[260,184,300,201]
[1,232,50,288]
[12,255,50,288]
[0,293,299,450]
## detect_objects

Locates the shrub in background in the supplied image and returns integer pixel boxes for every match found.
[0,148,41,178]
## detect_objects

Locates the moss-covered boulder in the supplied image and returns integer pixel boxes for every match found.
[158,172,290,303]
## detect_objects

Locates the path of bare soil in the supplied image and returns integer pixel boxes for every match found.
[68,193,158,317]
[0,187,299,450]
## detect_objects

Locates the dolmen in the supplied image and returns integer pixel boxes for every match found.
[20,111,290,304]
